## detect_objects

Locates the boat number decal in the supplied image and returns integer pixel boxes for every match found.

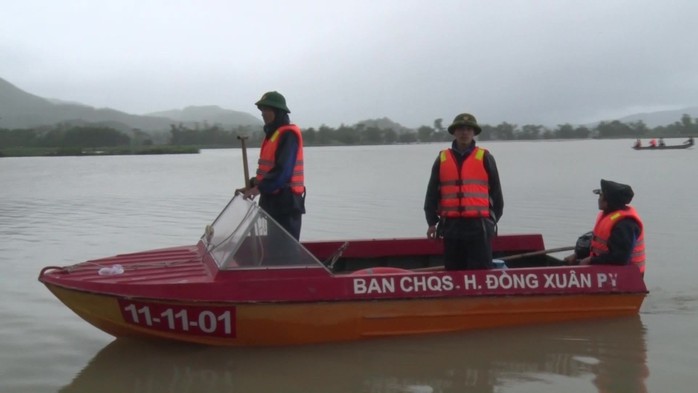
[352,272,619,295]
[118,300,236,337]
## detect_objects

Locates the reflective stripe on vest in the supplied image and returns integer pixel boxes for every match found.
[255,124,305,194]
[590,206,646,273]
[438,147,490,218]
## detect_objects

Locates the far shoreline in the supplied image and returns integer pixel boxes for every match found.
[0,146,200,158]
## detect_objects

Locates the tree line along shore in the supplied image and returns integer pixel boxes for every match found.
[1,114,696,157]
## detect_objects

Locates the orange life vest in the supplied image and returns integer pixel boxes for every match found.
[438,147,490,218]
[255,124,305,194]
[590,206,645,273]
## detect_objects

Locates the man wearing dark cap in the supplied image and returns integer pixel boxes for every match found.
[424,113,504,270]
[239,91,306,240]
[564,179,646,274]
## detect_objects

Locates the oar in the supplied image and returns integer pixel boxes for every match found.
[412,246,575,272]
[237,135,250,189]
[498,246,575,262]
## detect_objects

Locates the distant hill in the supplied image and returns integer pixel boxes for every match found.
[613,106,698,128]
[354,117,415,132]
[3,76,695,133]
[0,77,260,132]
[147,105,261,127]
[0,77,176,131]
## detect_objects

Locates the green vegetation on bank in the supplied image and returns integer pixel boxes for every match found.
[168,113,698,147]
[1,114,697,157]
[0,125,200,157]
[0,145,199,157]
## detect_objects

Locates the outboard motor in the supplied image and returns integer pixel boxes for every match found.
[575,231,593,258]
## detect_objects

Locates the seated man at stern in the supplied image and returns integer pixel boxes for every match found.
[564,179,645,275]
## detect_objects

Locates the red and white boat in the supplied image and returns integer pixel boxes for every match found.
[39,196,648,346]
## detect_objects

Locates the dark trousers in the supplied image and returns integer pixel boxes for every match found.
[261,212,303,266]
[271,212,302,240]
[441,218,494,271]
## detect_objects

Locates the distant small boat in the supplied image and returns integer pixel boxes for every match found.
[633,141,693,150]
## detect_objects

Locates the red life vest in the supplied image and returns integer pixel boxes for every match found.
[255,124,305,195]
[590,206,645,273]
[438,147,490,218]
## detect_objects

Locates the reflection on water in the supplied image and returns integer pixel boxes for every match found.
[60,317,647,393]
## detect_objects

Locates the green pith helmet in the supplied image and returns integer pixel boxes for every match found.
[255,91,291,113]
[447,113,482,135]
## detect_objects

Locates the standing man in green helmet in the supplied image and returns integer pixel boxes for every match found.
[424,113,504,270]
[239,91,306,240]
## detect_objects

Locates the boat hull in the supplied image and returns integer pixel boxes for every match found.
[45,283,645,346]
[633,143,693,150]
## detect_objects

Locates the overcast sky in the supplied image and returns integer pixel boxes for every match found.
[2,0,697,128]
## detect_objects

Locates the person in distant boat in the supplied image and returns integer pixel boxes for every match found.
[685,136,694,145]
[424,113,504,270]
[633,139,641,148]
[564,179,645,275]
[649,138,657,148]
[658,138,665,147]
[236,91,306,240]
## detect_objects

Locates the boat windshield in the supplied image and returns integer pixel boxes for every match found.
[201,195,323,270]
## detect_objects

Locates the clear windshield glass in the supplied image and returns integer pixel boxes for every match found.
[202,195,323,270]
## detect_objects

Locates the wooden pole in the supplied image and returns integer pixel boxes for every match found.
[499,246,575,262]
[412,246,575,272]
[237,135,250,188]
